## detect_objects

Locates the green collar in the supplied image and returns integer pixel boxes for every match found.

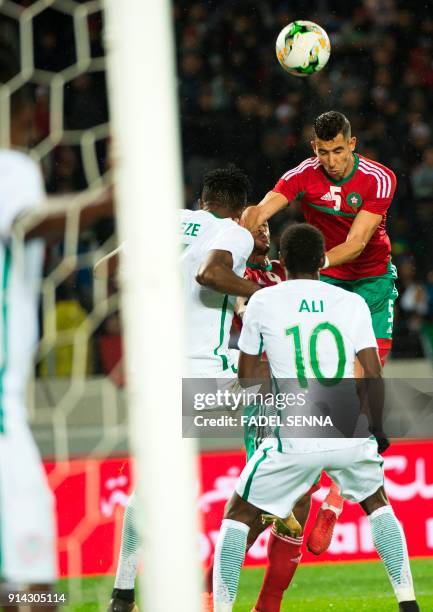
[247,262,272,271]
[322,153,359,185]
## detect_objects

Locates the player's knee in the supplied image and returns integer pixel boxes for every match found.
[224,492,261,526]
[360,486,389,515]
[292,494,311,527]
[294,493,311,511]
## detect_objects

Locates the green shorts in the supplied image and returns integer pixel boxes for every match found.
[320,263,398,340]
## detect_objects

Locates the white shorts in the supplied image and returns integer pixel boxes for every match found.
[186,349,240,378]
[0,398,56,584]
[236,438,384,518]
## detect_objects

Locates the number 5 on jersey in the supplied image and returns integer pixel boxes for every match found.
[330,185,342,211]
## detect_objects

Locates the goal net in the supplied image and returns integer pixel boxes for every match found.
[1,0,200,609]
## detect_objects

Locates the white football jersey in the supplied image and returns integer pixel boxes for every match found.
[181,209,253,377]
[239,279,378,451]
[0,150,45,415]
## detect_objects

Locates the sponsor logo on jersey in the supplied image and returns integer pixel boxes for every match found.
[346,192,363,210]
[320,192,334,201]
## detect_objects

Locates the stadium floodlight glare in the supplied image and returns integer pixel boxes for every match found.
[104,1,201,611]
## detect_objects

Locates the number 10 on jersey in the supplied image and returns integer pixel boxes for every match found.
[286,322,346,387]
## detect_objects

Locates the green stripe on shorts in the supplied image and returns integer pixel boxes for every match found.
[0,246,11,435]
[242,446,271,502]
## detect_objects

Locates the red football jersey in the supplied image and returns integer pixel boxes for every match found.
[232,260,286,334]
[244,260,286,286]
[273,153,396,280]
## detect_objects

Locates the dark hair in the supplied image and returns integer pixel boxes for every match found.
[201,165,250,212]
[313,111,351,141]
[280,223,325,275]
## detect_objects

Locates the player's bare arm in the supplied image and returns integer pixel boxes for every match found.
[15,188,113,244]
[196,249,261,297]
[356,346,388,453]
[238,351,260,380]
[240,191,288,230]
[324,209,382,268]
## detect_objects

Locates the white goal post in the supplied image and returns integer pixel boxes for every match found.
[104,1,201,611]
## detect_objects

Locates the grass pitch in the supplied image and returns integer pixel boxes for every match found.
[60,558,433,611]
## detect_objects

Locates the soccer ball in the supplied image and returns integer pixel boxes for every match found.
[276,20,331,77]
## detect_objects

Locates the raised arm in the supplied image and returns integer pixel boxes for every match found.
[21,189,114,244]
[325,163,396,269]
[324,209,382,268]
[240,191,289,231]
[196,249,261,298]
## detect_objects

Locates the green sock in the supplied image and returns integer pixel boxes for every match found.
[369,505,415,603]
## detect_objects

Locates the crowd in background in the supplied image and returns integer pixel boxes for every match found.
[175,0,433,360]
[2,0,433,373]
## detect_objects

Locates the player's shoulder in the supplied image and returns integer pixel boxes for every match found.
[180,208,209,222]
[320,280,368,307]
[280,156,321,180]
[357,154,396,186]
[0,148,40,175]
[250,280,288,304]
[181,209,240,234]
[218,217,252,240]
[182,209,241,229]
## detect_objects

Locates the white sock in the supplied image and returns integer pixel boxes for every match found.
[213,519,250,612]
[369,505,416,603]
[114,492,141,590]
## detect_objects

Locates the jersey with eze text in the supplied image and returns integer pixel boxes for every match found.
[273,153,396,280]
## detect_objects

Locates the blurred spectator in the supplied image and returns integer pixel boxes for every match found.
[399,260,428,324]
[412,148,433,199]
[7,0,433,361]
[393,258,428,358]
[98,312,124,387]
[426,270,433,317]
[64,73,108,130]
[422,269,433,360]
[40,276,92,377]
[46,146,86,193]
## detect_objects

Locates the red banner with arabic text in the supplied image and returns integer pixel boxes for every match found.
[45,440,433,577]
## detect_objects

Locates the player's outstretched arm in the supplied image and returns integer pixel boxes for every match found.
[241,191,288,231]
[324,209,382,268]
[16,189,113,244]
[196,249,261,298]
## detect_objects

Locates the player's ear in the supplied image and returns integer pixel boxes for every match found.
[319,253,326,268]
[310,140,317,155]
[348,136,356,152]
[198,198,204,209]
